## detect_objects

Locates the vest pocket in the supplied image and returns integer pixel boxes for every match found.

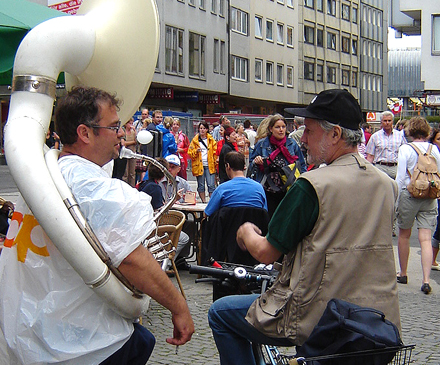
[259,288,292,317]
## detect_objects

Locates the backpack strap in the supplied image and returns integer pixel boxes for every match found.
[406,142,430,178]
[408,142,423,156]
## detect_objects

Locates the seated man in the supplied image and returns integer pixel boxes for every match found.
[205,151,267,217]
[207,89,400,365]
[0,86,193,365]
[160,154,192,203]
[138,157,190,271]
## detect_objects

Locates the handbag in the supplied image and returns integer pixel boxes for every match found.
[296,299,402,365]
[260,159,301,193]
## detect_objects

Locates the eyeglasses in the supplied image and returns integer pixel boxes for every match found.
[88,120,122,133]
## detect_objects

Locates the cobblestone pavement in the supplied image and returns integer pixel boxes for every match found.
[1,165,439,364]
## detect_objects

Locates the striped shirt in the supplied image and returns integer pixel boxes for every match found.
[366,128,406,163]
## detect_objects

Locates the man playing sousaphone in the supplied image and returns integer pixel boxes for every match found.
[0,86,194,364]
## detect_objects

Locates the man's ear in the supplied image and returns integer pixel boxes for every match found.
[332,126,342,143]
[77,124,91,144]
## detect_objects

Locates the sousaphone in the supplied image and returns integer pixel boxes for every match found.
[4,0,160,318]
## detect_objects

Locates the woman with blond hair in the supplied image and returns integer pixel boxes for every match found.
[396,116,440,294]
[249,114,306,216]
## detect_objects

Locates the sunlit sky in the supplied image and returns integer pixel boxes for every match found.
[388,27,421,49]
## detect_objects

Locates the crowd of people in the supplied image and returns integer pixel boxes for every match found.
[2,85,440,364]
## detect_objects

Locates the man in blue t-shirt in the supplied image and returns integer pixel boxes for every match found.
[205,151,267,216]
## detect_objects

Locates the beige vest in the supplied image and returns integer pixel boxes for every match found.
[246,153,400,345]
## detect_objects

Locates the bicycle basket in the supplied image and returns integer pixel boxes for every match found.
[284,345,415,365]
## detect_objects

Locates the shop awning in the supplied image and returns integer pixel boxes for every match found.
[0,0,68,85]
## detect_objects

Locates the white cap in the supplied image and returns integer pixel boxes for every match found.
[166,154,181,166]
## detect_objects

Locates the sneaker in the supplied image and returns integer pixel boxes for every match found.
[432,263,440,271]
[421,283,432,294]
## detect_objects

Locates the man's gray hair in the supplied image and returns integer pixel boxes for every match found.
[381,111,394,120]
[317,120,363,147]
[294,116,305,125]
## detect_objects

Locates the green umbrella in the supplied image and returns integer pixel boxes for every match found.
[0,0,68,84]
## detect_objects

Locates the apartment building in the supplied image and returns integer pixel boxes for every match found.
[16,0,389,115]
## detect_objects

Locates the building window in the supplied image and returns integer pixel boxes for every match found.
[304,62,314,80]
[304,0,314,9]
[327,66,336,84]
[255,16,263,39]
[231,7,248,35]
[352,7,358,23]
[189,0,195,5]
[287,0,294,8]
[327,0,336,16]
[377,76,382,92]
[342,4,350,21]
[219,0,225,16]
[255,59,263,82]
[317,0,323,12]
[327,32,336,50]
[277,64,284,85]
[211,0,216,13]
[266,61,274,84]
[165,25,184,75]
[287,66,294,87]
[317,29,323,47]
[352,39,358,55]
[199,0,205,10]
[231,55,248,81]
[341,69,350,86]
[287,26,294,47]
[377,43,382,59]
[214,39,219,73]
[304,25,315,44]
[341,36,350,53]
[220,40,225,74]
[316,64,323,82]
[189,32,205,78]
[377,11,382,27]
[352,70,358,87]
[277,22,284,44]
[266,20,273,42]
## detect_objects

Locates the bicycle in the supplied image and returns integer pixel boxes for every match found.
[189,262,415,365]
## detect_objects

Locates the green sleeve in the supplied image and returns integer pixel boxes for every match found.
[266,178,319,254]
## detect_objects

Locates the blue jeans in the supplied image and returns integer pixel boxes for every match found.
[196,166,215,193]
[208,294,293,365]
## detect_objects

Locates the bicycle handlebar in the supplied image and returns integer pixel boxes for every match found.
[189,264,276,284]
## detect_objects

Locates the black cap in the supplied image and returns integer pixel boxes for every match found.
[284,89,362,130]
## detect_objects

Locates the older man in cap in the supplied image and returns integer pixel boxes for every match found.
[207,89,400,365]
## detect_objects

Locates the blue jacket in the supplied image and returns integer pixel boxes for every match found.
[156,124,177,158]
[249,136,307,183]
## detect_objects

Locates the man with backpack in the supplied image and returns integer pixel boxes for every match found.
[395,116,440,294]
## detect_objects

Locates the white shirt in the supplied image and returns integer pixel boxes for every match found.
[0,156,155,364]
[200,138,209,166]
[245,128,257,148]
[396,142,440,192]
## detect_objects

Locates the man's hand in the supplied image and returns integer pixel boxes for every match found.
[166,310,195,346]
[236,222,282,264]
[236,222,261,251]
